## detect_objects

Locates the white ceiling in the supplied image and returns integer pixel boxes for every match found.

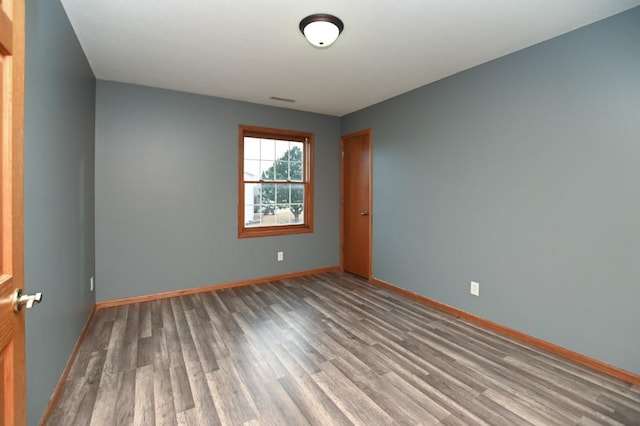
[60,1,640,117]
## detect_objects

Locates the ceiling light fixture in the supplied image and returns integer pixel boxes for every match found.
[299,14,344,48]
[270,96,296,103]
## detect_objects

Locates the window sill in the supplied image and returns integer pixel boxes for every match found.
[238,224,313,239]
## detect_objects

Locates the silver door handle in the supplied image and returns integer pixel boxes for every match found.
[361,210,369,216]
[13,289,43,312]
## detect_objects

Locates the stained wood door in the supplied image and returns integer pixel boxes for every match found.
[341,130,372,278]
[0,0,26,424]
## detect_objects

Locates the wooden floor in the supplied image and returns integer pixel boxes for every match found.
[45,272,640,425]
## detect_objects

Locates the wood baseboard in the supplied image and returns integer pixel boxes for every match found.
[370,277,640,386]
[39,305,97,426]
[96,266,341,309]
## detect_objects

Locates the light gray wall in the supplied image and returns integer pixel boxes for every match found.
[342,7,640,375]
[24,1,96,424]
[95,82,341,301]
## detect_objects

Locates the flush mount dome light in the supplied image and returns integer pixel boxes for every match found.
[299,14,344,48]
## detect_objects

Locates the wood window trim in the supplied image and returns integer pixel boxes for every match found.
[238,124,314,238]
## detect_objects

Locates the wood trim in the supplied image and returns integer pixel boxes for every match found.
[339,137,344,273]
[237,124,314,239]
[96,266,340,309]
[340,129,373,279]
[38,305,97,426]
[5,1,26,424]
[370,277,640,386]
[366,131,372,279]
[0,8,12,56]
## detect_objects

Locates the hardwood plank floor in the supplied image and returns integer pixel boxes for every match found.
[45,272,640,425]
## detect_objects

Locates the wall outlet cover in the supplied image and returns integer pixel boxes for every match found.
[470,281,479,296]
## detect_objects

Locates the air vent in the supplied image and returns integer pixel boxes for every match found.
[270,96,296,103]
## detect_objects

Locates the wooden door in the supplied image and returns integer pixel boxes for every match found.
[0,0,26,424]
[341,130,372,279]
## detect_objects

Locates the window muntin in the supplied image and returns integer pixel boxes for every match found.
[239,125,314,238]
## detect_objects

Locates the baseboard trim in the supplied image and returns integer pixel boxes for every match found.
[96,266,341,309]
[39,304,97,426]
[370,277,640,386]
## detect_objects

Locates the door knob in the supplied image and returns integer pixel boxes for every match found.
[361,210,369,216]
[13,289,43,312]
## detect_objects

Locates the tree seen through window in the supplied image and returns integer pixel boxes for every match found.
[260,145,304,222]
[238,125,314,238]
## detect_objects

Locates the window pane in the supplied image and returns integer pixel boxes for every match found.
[259,182,274,205]
[289,142,304,153]
[270,160,287,180]
[275,208,293,225]
[255,184,305,224]
[288,161,303,181]
[244,183,259,225]
[275,140,290,161]
[290,142,304,159]
[290,204,304,223]
[260,138,276,161]
[244,137,261,160]
[260,161,274,180]
[275,183,290,205]
[244,159,260,179]
[291,184,304,205]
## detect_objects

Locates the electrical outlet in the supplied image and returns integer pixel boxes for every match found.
[470,281,479,296]
[277,251,284,262]
[90,276,95,292]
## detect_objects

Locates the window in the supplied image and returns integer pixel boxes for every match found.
[238,125,314,238]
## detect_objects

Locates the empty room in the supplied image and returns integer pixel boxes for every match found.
[2,0,639,424]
